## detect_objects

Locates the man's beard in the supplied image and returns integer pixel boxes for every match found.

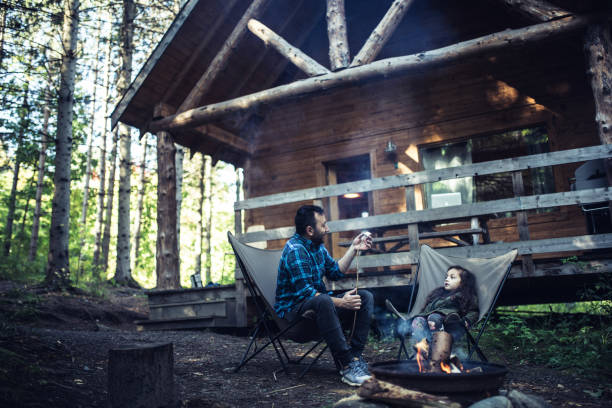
[311,231,325,246]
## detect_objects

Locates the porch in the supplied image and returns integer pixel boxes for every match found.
[138,144,611,330]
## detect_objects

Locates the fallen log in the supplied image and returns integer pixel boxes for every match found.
[358,377,461,408]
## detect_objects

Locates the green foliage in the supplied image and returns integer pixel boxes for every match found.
[479,305,612,378]
[0,253,46,283]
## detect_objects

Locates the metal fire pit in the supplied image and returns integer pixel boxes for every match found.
[370,360,508,394]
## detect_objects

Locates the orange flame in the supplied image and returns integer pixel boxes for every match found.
[440,361,452,374]
[416,347,425,372]
[414,338,429,373]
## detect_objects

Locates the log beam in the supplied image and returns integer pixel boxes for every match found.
[197,124,250,154]
[494,0,571,22]
[149,15,594,133]
[226,0,308,101]
[161,0,240,103]
[584,23,612,221]
[326,0,350,70]
[177,0,271,113]
[350,0,415,67]
[247,19,330,77]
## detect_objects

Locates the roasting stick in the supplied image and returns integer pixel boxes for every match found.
[347,231,369,344]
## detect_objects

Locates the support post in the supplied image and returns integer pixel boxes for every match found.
[512,171,535,275]
[406,186,419,252]
[471,217,480,246]
[351,0,414,67]
[154,103,180,289]
[584,23,612,223]
[326,0,350,70]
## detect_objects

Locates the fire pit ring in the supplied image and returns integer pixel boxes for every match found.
[370,360,508,394]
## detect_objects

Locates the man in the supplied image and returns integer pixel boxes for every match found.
[274,205,374,386]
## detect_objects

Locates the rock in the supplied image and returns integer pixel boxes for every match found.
[467,396,513,408]
[334,394,390,408]
[506,390,551,408]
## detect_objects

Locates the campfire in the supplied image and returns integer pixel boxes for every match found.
[414,331,472,374]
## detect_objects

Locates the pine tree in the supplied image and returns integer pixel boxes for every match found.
[45,0,80,291]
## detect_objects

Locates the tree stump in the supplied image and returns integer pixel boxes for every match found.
[108,342,176,408]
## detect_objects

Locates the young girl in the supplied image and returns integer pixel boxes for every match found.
[411,265,479,341]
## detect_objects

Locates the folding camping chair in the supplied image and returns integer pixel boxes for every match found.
[228,232,330,378]
[392,244,518,362]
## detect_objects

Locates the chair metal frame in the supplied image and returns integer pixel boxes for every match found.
[228,232,330,378]
[396,247,515,362]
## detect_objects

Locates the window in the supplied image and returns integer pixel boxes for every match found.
[420,126,554,214]
[325,154,371,220]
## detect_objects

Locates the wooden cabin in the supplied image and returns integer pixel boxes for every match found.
[111,0,612,330]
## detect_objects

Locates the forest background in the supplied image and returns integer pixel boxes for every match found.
[0,0,239,290]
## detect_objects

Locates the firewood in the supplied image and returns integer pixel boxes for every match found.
[358,377,461,408]
[429,331,453,372]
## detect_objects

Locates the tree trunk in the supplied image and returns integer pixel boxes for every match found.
[0,7,6,70]
[195,154,205,276]
[77,19,102,280]
[175,144,184,263]
[132,135,148,272]
[92,25,114,276]
[29,92,50,261]
[114,0,137,287]
[4,142,21,257]
[101,128,118,276]
[3,85,29,256]
[155,104,180,289]
[204,156,213,284]
[107,343,176,408]
[45,0,80,291]
[19,174,36,237]
[584,23,612,221]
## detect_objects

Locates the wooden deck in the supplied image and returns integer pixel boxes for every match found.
[135,145,611,330]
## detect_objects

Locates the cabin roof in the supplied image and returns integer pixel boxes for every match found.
[111,0,596,166]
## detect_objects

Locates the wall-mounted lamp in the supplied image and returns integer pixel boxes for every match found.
[384,139,398,169]
[342,192,362,199]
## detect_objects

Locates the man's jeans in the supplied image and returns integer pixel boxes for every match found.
[284,290,374,368]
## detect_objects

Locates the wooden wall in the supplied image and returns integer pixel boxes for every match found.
[243,35,600,254]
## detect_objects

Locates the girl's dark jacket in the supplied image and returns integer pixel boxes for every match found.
[416,290,479,326]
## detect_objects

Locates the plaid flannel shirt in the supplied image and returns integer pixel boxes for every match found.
[274,234,344,318]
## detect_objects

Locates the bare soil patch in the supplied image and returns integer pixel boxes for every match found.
[0,281,610,407]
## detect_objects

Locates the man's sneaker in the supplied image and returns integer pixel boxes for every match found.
[354,355,370,376]
[340,360,372,386]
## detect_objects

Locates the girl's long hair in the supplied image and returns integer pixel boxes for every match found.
[422,265,478,314]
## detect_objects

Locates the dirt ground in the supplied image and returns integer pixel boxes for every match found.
[0,281,610,408]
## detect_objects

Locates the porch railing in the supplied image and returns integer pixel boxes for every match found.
[234,144,612,271]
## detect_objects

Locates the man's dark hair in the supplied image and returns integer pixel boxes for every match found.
[295,205,324,235]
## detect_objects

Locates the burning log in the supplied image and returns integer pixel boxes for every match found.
[429,331,453,373]
[358,377,461,408]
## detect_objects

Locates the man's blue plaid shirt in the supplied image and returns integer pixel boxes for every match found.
[274,234,344,318]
